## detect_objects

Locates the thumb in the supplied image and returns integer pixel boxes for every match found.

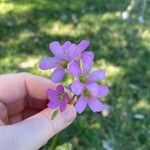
[11,105,76,150]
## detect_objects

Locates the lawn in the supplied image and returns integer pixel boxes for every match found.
[0,0,150,149]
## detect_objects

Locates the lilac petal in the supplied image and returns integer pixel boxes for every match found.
[62,41,72,59]
[89,70,105,81]
[68,61,82,77]
[77,40,90,53]
[62,41,72,50]
[75,96,88,113]
[39,57,59,70]
[59,102,67,112]
[47,89,57,97]
[71,80,84,95]
[49,41,64,58]
[82,52,94,74]
[47,97,60,109]
[66,43,77,60]
[51,67,65,83]
[87,98,107,112]
[97,85,109,97]
[87,83,109,97]
[56,85,64,94]
[70,44,82,58]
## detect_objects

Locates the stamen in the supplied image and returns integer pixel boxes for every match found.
[59,93,65,100]
[83,89,91,98]
[79,75,87,83]
[60,60,68,68]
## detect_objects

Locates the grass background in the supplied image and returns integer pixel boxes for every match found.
[0,0,150,149]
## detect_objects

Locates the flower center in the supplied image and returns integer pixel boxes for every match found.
[83,89,91,98]
[79,75,87,83]
[58,93,65,100]
[60,60,68,69]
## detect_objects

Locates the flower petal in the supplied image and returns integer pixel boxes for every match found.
[62,41,72,59]
[39,57,59,70]
[66,43,78,60]
[82,52,94,74]
[51,67,65,83]
[47,97,60,109]
[49,41,64,58]
[56,85,64,94]
[71,80,84,95]
[87,98,107,112]
[87,83,109,97]
[62,41,72,50]
[47,89,57,97]
[75,96,88,113]
[68,61,82,77]
[59,102,67,112]
[97,85,109,97]
[89,70,105,81]
[77,40,90,53]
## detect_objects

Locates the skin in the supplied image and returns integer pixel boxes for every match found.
[0,73,76,150]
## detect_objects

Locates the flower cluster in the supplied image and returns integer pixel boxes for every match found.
[39,40,109,113]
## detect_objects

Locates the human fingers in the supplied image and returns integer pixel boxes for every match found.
[0,105,76,150]
[0,73,55,117]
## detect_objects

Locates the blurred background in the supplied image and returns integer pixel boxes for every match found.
[0,0,150,149]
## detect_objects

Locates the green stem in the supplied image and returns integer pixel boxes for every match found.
[51,109,59,120]
[50,134,59,150]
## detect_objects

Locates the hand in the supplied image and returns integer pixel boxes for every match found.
[0,73,76,150]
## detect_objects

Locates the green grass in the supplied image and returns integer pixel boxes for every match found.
[0,0,150,149]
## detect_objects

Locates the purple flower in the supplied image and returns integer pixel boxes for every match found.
[75,85,109,113]
[39,40,90,83]
[68,51,106,95]
[47,85,70,112]
[68,51,109,113]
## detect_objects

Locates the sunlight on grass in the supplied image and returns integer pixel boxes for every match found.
[55,143,72,150]
[19,56,39,69]
[19,30,35,40]
[0,55,41,74]
[0,2,14,15]
[79,12,128,51]
[0,2,33,15]
[41,21,76,37]
[132,100,150,111]
[141,30,150,39]
[0,56,21,66]
[140,29,150,47]
[101,12,119,22]
[0,56,21,74]
[89,122,101,129]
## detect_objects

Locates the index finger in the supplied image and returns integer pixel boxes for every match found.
[0,73,56,116]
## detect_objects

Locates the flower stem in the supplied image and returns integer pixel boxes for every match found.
[50,134,59,150]
[51,109,59,120]
[69,94,77,105]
